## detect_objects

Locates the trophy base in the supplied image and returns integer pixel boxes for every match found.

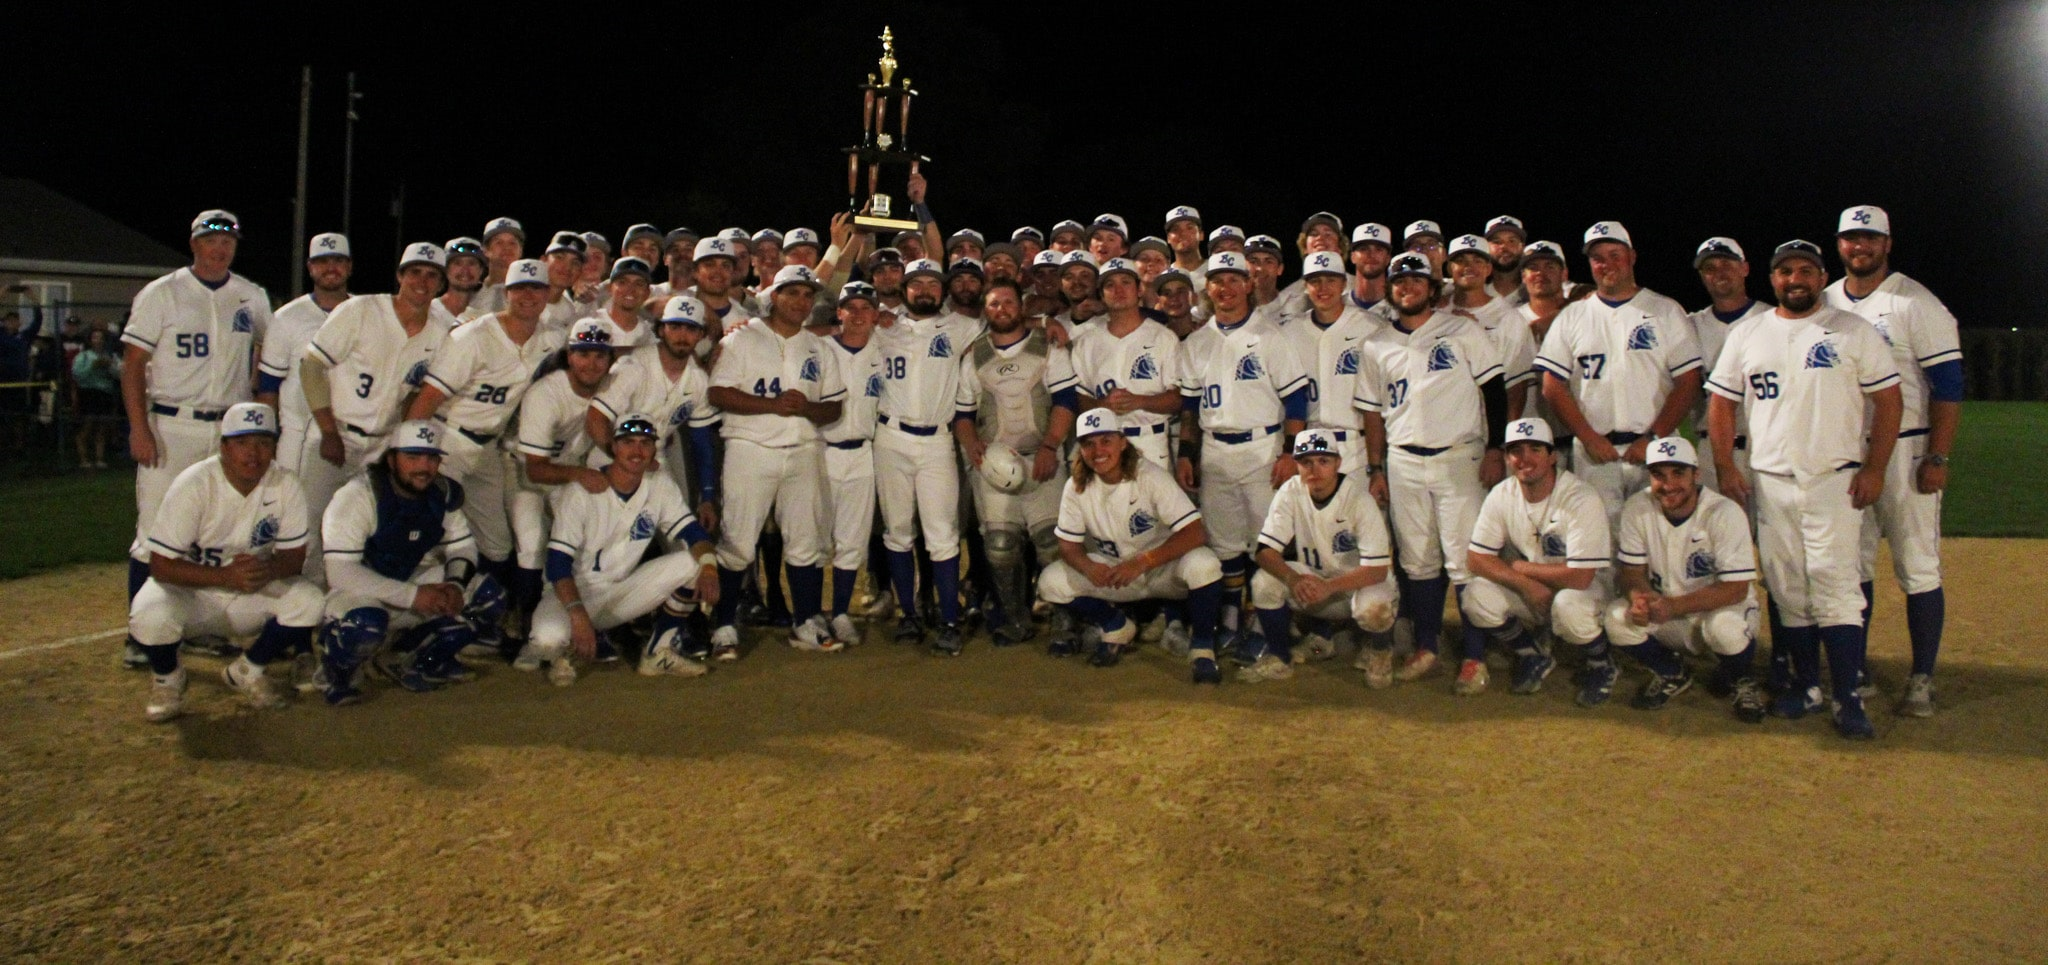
[853,213,922,233]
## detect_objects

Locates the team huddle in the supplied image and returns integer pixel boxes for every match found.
[117,194,1960,741]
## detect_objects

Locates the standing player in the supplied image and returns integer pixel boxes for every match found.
[1824,205,1962,718]
[1070,258,1183,470]
[1602,436,1766,720]
[1516,241,1576,439]
[587,295,721,537]
[581,257,656,349]
[953,278,1081,646]
[817,282,885,646]
[527,413,722,685]
[1348,223,1395,313]
[442,237,489,320]
[1165,205,1207,287]
[1707,239,1902,739]
[1460,419,1614,702]
[1279,250,1382,472]
[1535,222,1704,525]
[1483,216,1528,300]
[298,242,456,585]
[1175,250,1310,658]
[510,320,619,646]
[872,258,983,653]
[1243,431,1399,683]
[121,210,272,665]
[404,258,564,609]
[1352,251,1508,682]
[470,217,525,318]
[318,420,508,703]
[130,403,323,722]
[259,232,352,476]
[1685,239,1770,498]
[1039,409,1225,681]
[704,265,847,659]
[1446,235,1537,419]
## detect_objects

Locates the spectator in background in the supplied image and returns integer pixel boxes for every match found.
[0,309,42,451]
[72,327,121,468]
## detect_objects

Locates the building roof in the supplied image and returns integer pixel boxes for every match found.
[0,178,186,277]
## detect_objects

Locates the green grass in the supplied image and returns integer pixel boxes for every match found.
[0,401,2039,581]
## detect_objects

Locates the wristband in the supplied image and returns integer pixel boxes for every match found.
[1367,463,1386,475]
[1178,439,1201,462]
[822,242,845,266]
[697,552,717,569]
[565,599,586,612]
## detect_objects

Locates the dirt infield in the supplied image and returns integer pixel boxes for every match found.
[4,540,2046,962]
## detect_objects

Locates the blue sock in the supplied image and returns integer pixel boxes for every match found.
[128,558,149,601]
[1582,632,1611,663]
[1068,596,1121,630]
[713,566,746,627]
[1256,607,1294,662]
[1860,580,1875,632]
[1818,623,1865,705]
[1765,595,1792,688]
[513,567,543,625]
[832,567,859,617]
[1459,622,1490,661]
[759,532,788,613]
[1186,581,1222,652]
[144,643,179,676]
[1718,641,1756,680]
[1219,556,1248,635]
[786,565,824,623]
[933,556,962,625]
[1780,624,1821,691]
[887,550,918,616]
[1622,641,1682,677]
[246,620,312,666]
[1905,589,1944,677]
[1407,575,1449,654]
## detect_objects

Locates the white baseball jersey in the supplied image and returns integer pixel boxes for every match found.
[1822,272,1962,433]
[1178,308,1309,432]
[305,294,455,435]
[421,312,564,436]
[1460,294,1538,390]
[593,344,720,446]
[321,472,476,609]
[546,470,702,589]
[1534,288,1703,433]
[123,268,270,409]
[582,310,654,352]
[876,311,985,429]
[259,293,332,429]
[1068,316,1182,436]
[1684,300,1770,433]
[1054,460,1202,564]
[143,455,309,565]
[467,283,506,321]
[538,292,581,335]
[1274,304,1381,429]
[1351,310,1503,448]
[516,368,607,468]
[820,335,884,444]
[1615,485,1757,601]
[711,319,845,446]
[1469,469,1612,571]
[1705,307,1900,479]
[1257,471,1391,575]
[955,330,1078,452]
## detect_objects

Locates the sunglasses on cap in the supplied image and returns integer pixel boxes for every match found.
[615,418,658,439]
[195,215,240,235]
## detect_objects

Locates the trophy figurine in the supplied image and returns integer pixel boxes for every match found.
[845,26,928,233]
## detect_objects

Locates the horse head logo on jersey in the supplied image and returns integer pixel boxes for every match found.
[404,360,430,387]
[669,403,689,428]
[250,515,280,549]
[1427,341,1458,372]
[929,333,953,359]
[1541,533,1568,559]
[1627,322,1659,351]
[1130,353,1159,382]
[799,354,821,383]
[1129,509,1157,537]
[1332,530,1358,554]
[630,510,656,542]
[1233,353,1265,381]
[1803,339,1841,369]
[1335,347,1360,376]
[1685,549,1717,581]
[864,373,882,398]
[1871,318,1894,346]
[232,307,254,334]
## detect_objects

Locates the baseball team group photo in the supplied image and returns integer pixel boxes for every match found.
[5,8,2048,962]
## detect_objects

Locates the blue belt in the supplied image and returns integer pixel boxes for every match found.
[151,403,223,421]
[1121,422,1168,437]
[1899,427,1929,439]
[1398,443,1451,456]
[1312,428,1351,442]
[1210,423,1281,445]
[879,413,939,437]
[828,438,869,450]
[1605,431,1643,444]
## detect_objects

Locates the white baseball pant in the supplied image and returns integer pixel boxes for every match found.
[715,439,826,571]
[1461,576,1610,645]
[1198,430,1283,558]
[1250,563,1400,632]
[875,421,961,561]
[436,428,514,563]
[297,425,385,586]
[1754,468,1865,628]
[1603,597,1758,656]
[1387,440,1485,583]
[1572,438,1650,529]
[1123,423,1173,473]
[824,442,877,572]
[129,577,326,646]
[1858,433,1942,594]
[527,552,701,660]
[130,408,224,562]
[1037,547,1223,605]
[1306,425,1366,475]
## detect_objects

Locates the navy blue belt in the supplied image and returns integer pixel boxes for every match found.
[1398,443,1451,456]
[1210,423,1281,445]
[879,413,939,436]
[1605,431,1643,444]
[344,423,374,436]
[1899,427,1929,439]
[456,427,496,446]
[1314,429,1351,442]
[828,439,869,450]
[1121,422,1168,437]
[151,403,223,421]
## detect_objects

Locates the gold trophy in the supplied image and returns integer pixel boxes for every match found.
[846,26,927,233]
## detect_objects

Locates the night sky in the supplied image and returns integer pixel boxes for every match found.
[9,3,2041,327]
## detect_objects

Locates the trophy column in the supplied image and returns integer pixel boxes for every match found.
[844,26,929,234]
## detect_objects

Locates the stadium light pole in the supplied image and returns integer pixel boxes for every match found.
[290,66,311,299]
[341,72,361,237]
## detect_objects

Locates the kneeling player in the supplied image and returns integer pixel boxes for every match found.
[1242,431,1400,684]
[1461,419,1616,702]
[318,420,508,704]
[524,413,721,685]
[130,403,324,722]
[1603,437,1765,719]
[1037,409,1225,682]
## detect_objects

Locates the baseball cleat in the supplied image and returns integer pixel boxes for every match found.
[418,655,477,684]
[1360,648,1395,690]
[1191,656,1223,685]
[1393,649,1438,682]
[1895,673,1936,718]
[828,614,862,648]
[1230,629,1267,667]
[1046,631,1084,658]
[893,616,926,644]
[1139,613,1166,643]
[788,616,846,653]
[1510,651,1555,695]
[1087,641,1126,668]
[1630,669,1693,711]
[710,625,742,662]
[1731,677,1768,724]
[1769,685,1824,720]
[512,644,544,672]
[1575,659,1618,707]
[1453,658,1489,696]
[932,623,965,656]
[223,656,286,709]
[639,646,708,678]
[1160,620,1192,657]
[592,630,621,664]
[990,622,1034,647]
[145,668,187,723]
[1236,652,1294,682]
[181,635,241,659]
[123,640,151,671]
[1833,694,1876,740]
[547,656,578,687]
[291,652,325,693]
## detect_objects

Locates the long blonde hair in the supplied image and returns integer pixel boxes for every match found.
[1070,436,1142,493]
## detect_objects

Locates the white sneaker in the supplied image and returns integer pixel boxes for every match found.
[789,615,846,653]
[1298,631,1338,663]
[1895,673,1936,718]
[710,625,742,662]
[547,656,578,687]
[1392,617,1416,654]
[145,669,187,723]
[639,644,708,678]
[1361,649,1395,690]
[863,593,897,620]
[829,613,862,648]
[291,652,323,693]
[1160,620,1192,657]
[1236,652,1295,683]
[223,656,286,709]
[512,644,543,672]
[1139,613,1166,642]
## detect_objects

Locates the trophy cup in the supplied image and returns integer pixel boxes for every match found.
[845,26,928,234]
